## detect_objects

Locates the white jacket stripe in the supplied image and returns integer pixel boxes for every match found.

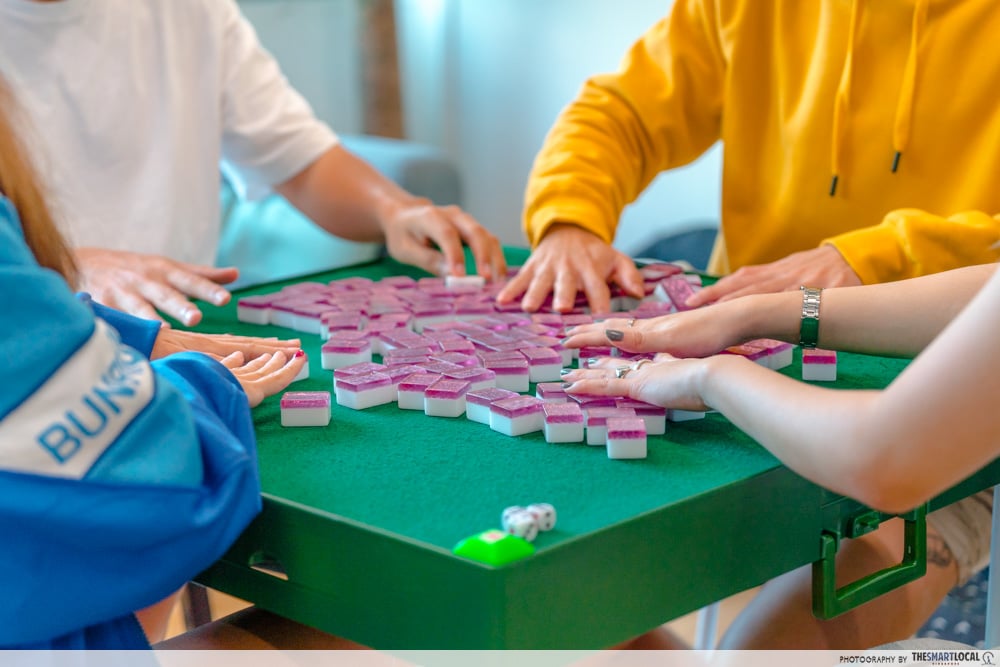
[0,320,154,479]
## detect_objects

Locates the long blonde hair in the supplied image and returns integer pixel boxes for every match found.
[0,76,78,284]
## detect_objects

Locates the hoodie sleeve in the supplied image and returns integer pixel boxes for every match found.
[523,0,726,247]
[0,197,262,647]
[826,209,1000,284]
[82,295,161,359]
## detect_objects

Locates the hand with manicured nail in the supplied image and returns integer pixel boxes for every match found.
[561,353,717,412]
[561,296,772,359]
[218,350,308,408]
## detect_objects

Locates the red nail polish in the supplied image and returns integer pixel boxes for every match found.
[294,350,305,358]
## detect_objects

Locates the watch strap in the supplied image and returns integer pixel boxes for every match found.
[799,286,822,349]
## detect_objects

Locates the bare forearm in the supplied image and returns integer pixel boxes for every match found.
[703,264,1000,511]
[699,356,883,502]
[738,264,997,357]
[276,144,414,243]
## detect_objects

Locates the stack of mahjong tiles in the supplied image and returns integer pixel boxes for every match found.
[251,265,785,458]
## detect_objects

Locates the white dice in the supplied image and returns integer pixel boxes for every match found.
[526,503,557,532]
[501,503,557,542]
[502,509,539,542]
[502,506,526,525]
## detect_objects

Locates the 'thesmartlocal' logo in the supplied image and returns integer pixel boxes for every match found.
[909,650,994,666]
[839,652,995,667]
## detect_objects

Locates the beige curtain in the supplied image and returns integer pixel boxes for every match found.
[360,0,404,138]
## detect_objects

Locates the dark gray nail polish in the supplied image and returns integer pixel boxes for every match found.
[559,368,573,376]
[606,329,624,341]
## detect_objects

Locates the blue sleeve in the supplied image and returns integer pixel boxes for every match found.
[0,197,262,647]
[79,294,161,358]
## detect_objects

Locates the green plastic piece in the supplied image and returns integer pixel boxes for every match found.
[812,503,927,619]
[847,510,881,539]
[453,529,535,566]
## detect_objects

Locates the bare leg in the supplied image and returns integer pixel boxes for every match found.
[614,625,690,650]
[154,607,367,650]
[135,589,184,644]
[719,518,958,649]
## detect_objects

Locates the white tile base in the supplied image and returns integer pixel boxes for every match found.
[280,407,331,427]
[335,385,395,410]
[490,412,544,436]
[544,422,584,443]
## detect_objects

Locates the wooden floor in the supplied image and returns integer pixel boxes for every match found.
[164,586,759,648]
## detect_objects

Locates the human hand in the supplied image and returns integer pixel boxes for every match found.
[496,224,644,313]
[686,244,861,308]
[76,247,239,326]
[151,329,301,362]
[218,350,307,408]
[562,299,750,359]
[381,200,506,281]
[562,354,716,412]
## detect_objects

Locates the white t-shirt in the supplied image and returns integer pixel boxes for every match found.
[0,0,338,266]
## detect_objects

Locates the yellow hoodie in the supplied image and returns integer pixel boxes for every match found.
[525,0,1000,282]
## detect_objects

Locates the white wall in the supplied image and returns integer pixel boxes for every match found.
[239,0,363,133]
[242,0,722,254]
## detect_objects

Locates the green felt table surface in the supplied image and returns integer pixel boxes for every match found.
[191,248,1000,649]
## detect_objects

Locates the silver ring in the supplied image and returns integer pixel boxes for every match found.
[626,318,636,328]
[614,365,632,379]
[630,358,651,372]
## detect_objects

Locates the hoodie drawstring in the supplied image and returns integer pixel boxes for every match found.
[830,0,926,196]
[830,0,861,197]
[892,0,927,173]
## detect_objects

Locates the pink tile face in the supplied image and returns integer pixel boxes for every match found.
[615,398,666,416]
[237,294,273,309]
[491,395,544,418]
[606,417,647,438]
[466,387,519,407]
[322,338,371,354]
[280,391,331,409]
[568,394,617,409]
[543,402,584,424]
[336,372,391,393]
[578,346,613,358]
[334,362,387,380]
[521,347,562,365]
[536,382,568,399]
[660,276,698,311]
[484,358,529,375]
[586,407,637,427]
[425,378,472,400]
[445,367,495,384]
[384,364,428,383]
[397,372,442,392]
[803,349,837,364]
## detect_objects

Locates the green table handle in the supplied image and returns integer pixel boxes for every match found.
[812,503,928,619]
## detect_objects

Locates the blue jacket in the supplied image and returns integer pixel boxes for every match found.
[0,196,262,649]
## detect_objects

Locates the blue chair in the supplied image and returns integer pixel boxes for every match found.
[217,135,463,287]
[632,221,718,273]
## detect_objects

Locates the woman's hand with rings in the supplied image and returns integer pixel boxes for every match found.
[560,300,750,360]
[562,353,716,412]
